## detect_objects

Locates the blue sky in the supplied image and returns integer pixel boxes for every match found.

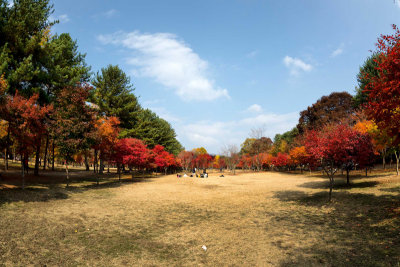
[48,0,400,154]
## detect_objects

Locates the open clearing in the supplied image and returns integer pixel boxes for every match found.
[0,170,399,266]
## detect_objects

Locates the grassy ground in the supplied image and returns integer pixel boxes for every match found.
[0,166,399,266]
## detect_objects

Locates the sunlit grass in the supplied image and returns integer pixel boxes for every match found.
[0,168,399,266]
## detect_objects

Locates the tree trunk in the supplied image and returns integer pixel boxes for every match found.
[65,161,70,188]
[324,164,337,202]
[21,156,25,190]
[118,164,121,182]
[84,151,89,171]
[328,176,333,202]
[99,153,104,174]
[34,139,41,176]
[365,168,368,177]
[94,150,98,174]
[43,134,49,170]
[3,148,6,172]
[5,126,10,171]
[394,150,399,176]
[51,139,55,171]
[382,148,386,170]
[346,169,350,185]
[12,147,16,163]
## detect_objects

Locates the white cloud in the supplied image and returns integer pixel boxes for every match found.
[92,9,118,20]
[58,14,70,23]
[50,14,70,23]
[98,31,229,101]
[143,99,162,106]
[331,43,344,57]
[148,107,181,123]
[246,50,258,58]
[283,56,312,76]
[177,111,299,154]
[246,104,263,113]
[397,1,400,8]
[104,9,118,18]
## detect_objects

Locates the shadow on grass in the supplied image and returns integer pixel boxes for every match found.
[307,172,394,180]
[0,170,159,206]
[379,186,400,194]
[272,190,400,266]
[273,190,329,206]
[0,186,69,204]
[299,180,379,190]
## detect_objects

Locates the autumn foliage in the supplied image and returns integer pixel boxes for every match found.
[364,25,400,144]
[6,92,52,157]
[304,124,375,200]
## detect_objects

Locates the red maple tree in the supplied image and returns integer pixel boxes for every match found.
[272,153,290,170]
[5,91,53,187]
[363,25,400,174]
[114,138,152,178]
[94,116,120,174]
[305,124,375,201]
[364,25,400,142]
[177,150,195,171]
[195,153,213,172]
[153,145,176,174]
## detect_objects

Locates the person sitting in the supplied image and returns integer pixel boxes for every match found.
[220,175,224,177]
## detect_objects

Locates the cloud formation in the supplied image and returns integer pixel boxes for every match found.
[177,111,299,154]
[104,9,118,18]
[98,31,229,101]
[331,43,344,57]
[246,104,263,113]
[246,50,258,58]
[283,56,312,76]
[50,14,70,23]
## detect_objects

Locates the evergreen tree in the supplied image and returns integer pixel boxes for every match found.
[0,0,54,100]
[124,109,183,155]
[353,53,380,108]
[91,65,141,131]
[44,33,91,101]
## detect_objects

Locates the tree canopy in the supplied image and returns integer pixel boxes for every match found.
[353,53,380,108]
[297,92,354,134]
[91,65,140,131]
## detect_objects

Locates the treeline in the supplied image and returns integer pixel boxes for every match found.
[0,0,183,186]
[177,26,400,201]
[236,25,400,200]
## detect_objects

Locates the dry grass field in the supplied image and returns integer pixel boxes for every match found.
[0,168,399,266]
